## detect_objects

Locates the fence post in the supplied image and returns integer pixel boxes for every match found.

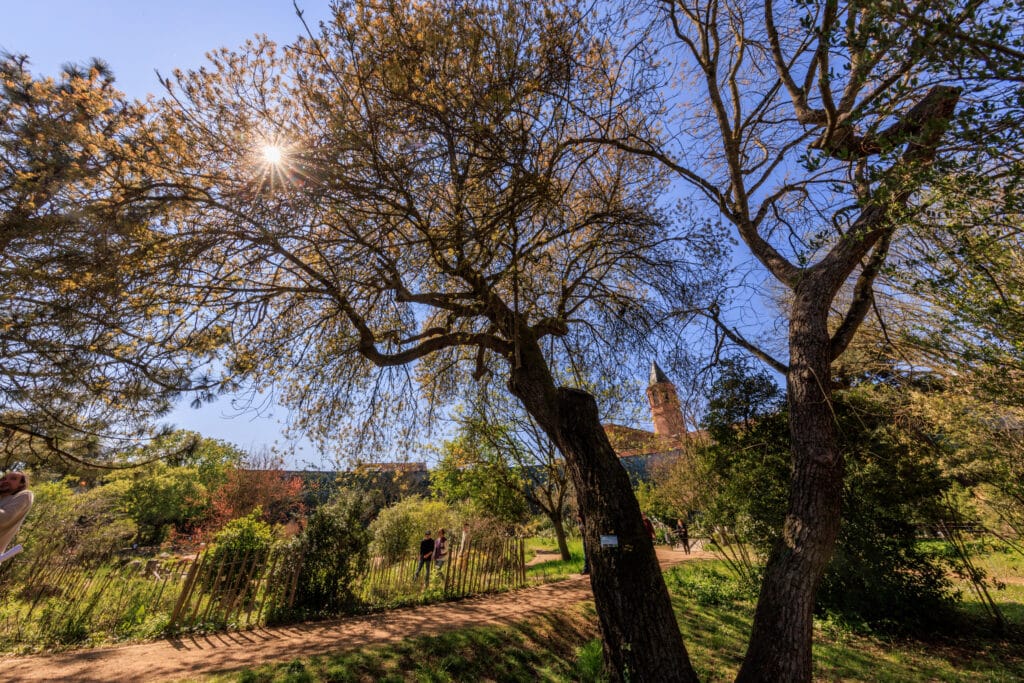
[170,551,204,629]
[443,547,455,596]
[460,540,472,597]
[285,547,305,610]
[199,554,232,625]
[254,549,282,626]
[150,558,178,610]
[222,548,254,626]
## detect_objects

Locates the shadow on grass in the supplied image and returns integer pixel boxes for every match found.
[209,558,1024,683]
[211,608,600,683]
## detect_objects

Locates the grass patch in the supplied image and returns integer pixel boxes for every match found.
[670,558,1024,682]
[198,607,599,683]
[664,563,755,607]
[196,553,1024,682]
[525,538,584,584]
[571,638,608,683]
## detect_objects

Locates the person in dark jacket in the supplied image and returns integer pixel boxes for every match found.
[675,518,690,554]
[414,530,435,582]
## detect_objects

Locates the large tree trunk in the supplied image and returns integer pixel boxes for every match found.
[508,340,699,683]
[736,291,844,683]
[558,388,698,681]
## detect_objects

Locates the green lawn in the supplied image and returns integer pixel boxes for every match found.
[525,537,585,583]
[198,609,600,683]
[191,547,1024,683]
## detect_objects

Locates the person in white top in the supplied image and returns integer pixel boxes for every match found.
[0,471,33,553]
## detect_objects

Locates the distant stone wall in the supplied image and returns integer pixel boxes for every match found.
[617,449,688,484]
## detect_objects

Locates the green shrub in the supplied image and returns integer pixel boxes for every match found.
[210,509,275,558]
[368,496,459,563]
[694,361,958,632]
[113,463,211,545]
[202,510,275,600]
[13,479,137,569]
[288,490,373,618]
[664,565,754,606]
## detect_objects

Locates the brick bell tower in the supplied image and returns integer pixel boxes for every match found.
[646,361,687,440]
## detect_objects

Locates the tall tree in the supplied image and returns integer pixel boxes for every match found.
[698,360,958,632]
[153,1,719,678]
[589,0,1023,678]
[0,55,216,469]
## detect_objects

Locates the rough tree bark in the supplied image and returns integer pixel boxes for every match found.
[736,284,843,682]
[732,85,961,682]
[508,334,699,683]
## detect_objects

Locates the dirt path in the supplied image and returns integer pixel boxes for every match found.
[4,548,708,682]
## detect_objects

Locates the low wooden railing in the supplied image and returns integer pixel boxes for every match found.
[0,536,526,648]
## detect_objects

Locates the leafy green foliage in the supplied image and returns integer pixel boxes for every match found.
[438,393,576,560]
[432,429,530,525]
[111,462,210,545]
[818,386,957,631]
[15,478,136,563]
[158,432,246,491]
[698,359,790,552]
[210,509,275,557]
[288,491,373,618]
[0,56,213,469]
[368,496,459,564]
[696,362,958,631]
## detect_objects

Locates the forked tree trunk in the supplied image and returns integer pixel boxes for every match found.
[736,292,844,683]
[508,340,699,683]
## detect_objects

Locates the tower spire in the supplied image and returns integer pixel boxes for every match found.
[649,361,669,386]
[646,360,686,439]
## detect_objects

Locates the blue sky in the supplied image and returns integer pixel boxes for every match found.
[2,1,333,99]
[3,1,699,466]
[2,1,335,465]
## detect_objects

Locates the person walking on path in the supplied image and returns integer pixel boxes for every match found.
[0,471,33,554]
[675,518,690,555]
[414,530,435,583]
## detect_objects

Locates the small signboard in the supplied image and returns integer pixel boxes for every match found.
[599,535,619,548]
[0,544,23,564]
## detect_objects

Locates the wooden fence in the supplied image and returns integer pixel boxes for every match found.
[0,536,526,647]
[166,547,293,630]
[0,547,197,646]
[361,536,526,604]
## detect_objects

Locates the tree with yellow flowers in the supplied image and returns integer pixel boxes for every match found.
[0,55,218,470]
[150,0,724,678]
